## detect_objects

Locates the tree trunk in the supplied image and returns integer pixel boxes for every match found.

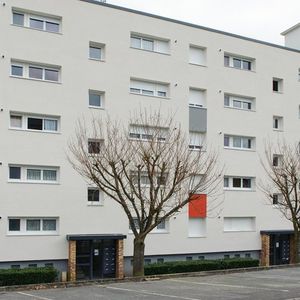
[132,237,145,277]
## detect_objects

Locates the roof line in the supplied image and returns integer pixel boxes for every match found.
[80,0,300,54]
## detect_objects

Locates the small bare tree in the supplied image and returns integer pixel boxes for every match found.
[68,112,221,276]
[260,141,300,263]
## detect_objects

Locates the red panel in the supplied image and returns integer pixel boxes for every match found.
[189,194,207,218]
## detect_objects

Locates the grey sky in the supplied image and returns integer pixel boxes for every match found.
[108,0,300,45]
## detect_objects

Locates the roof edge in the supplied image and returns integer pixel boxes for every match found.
[281,23,300,36]
[80,0,300,54]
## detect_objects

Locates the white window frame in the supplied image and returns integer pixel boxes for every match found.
[12,10,61,33]
[272,78,283,93]
[224,135,255,151]
[189,45,206,66]
[8,165,59,184]
[88,90,104,109]
[89,42,105,61]
[223,176,254,191]
[7,217,59,235]
[129,125,168,142]
[224,94,254,111]
[223,217,255,232]
[189,88,206,108]
[189,132,205,151]
[87,187,104,206]
[11,60,61,83]
[273,116,283,131]
[130,33,169,54]
[224,54,254,71]
[129,217,169,234]
[130,79,169,98]
[9,112,60,133]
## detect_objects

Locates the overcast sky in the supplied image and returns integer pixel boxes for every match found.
[108,0,300,45]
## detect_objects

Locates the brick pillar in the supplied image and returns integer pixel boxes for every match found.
[290,234,296,264]
[68,240,77,281]
[116,239,124,279]
[260,234,270,267]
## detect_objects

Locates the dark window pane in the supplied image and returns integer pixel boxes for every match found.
[88,189,100,202]
[273,156,279,166]
[30,18,44,30]
[88,141,101,154]
[11,265,20,269]
[9,166,21,179]
[242,60,251,70]
[224,136,229,147]
[273,80,279,92]
[26,219,40,231]
[29,67,43,79]
[9,219,20,231]
[224,56,229,66]
[89,46,102,60]
[224,95,230,106]
[243,178,251,188]
[233,58,241,68]
[89,93,101,107]
[46,21,59,32]
[232,178,241,188]
[43,219,56,231]
[273,194,279,205]
[45,69,59,81]
[11,65,23,76]
[28,264,37,268]
[28,118,43,130]
[13,13,24,26]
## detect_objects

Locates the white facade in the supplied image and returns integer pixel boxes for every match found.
[1,0,299,276]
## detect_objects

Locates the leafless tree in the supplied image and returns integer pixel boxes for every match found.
[68,111,221,276]
[260,141,300,263]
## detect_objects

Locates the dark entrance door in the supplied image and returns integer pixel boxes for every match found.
[76,239,116,280]
[270,234,290,265]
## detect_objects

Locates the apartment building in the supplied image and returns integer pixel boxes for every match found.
[1,0,300,280]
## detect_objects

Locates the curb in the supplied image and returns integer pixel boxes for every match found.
[0,263,299,292]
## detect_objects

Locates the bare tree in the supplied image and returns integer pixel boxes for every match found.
[68,111,221,276]
[260,141,300,263]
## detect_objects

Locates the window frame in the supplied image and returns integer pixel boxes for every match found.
[224,54,254,71]
[224,94,255,111]
[129,125,168,142]
[223,176,254,191]
[223,135,255,151]
[130,79,169,99]
[8,217,58,235]
[88,90,104,109]
[87,187,103,206]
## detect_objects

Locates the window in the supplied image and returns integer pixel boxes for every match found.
[45,263,53,267]
[224,217,255,232]
[189,132,204,150]
[189,88,206,108]
[224,255,230,259]
[89,90,104,108]
[28,264,37,268]
[198,256,205,260]
[245,253,251,258]
[234,254,240,258]
[272,78,283,92]
[130,171,167,187]
[130,33,169,54]
[88,188,103,205]
[8,217,58,235]
[223,135,255,150]
[130,79,169,98]
[272,194,283,205]
[129,125,168,142]
[89,42,105,60]
[144,259,152,265]
[188,218,206,237]
[9,165,59,183]
[186,257,193,261]
[88,139,102,154]
[223,176,254,190]
[157,258,164,263]
[11,60,60,82]
[272,154,282,167]
[10,113,59,132]
[11,265,21,269]
[273,116,283,130]
[189,45,206,66]
[224,94,254,111]
[130,218,168,233]
[224,54,254,71]
[12,10,61,33]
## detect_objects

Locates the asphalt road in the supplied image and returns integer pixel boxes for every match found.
[1,267,300,299]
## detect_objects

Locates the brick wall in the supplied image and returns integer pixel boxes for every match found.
[68,240,77,281]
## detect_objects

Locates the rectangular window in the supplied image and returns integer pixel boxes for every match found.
[11,60,60,82]
[8,165,59,183]
[88,139,102,154]
[12,10,61,33]
[273,116,283,130]
[224,217,255,232]
[224,54,254,71]
[8,217,58,234]
[224,94,254,111]
[88,188,100,203]
[10,113,59,132]
[224,176,254,190]
[188,218,206,237]
[129,125,168,142]
[189,132,204,150]
[130,79,169,98]
[272,154,282,167]
[189,45,206,66]
[189,88,206,108]
[130,33,169,54]
[272,78,283,92]
[224,135,255,150]
[89,90,104,108]
[89,42,105,60]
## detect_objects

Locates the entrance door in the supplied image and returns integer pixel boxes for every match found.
[270,234,290,265]
[76,239,116,280]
